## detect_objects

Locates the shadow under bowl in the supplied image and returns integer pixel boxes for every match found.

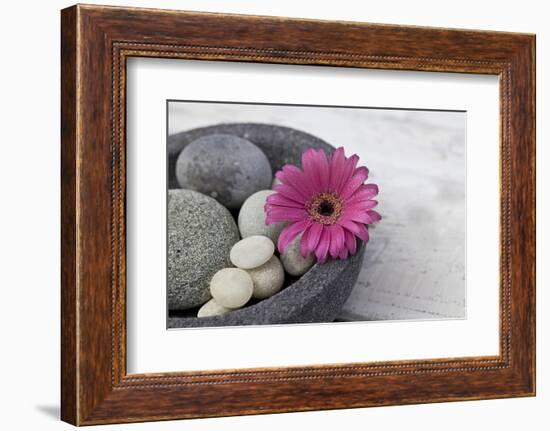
[167,123,365,328]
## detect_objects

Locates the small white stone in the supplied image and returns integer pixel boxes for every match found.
[247,255,285,299]
[281,234,316,276]
[230,235,275,269]
[238,190,286,244]
[209,268,253,309]
[197,298,230,318]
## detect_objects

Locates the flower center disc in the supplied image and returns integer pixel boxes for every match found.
[307,192,343,225]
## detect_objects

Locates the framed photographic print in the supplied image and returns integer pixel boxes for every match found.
[61,4,536,425]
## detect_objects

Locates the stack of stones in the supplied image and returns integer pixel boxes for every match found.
[168,134,316,318]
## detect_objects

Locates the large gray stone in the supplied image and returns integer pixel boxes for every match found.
[168,123,335,189]
[175,134,272,210]
[168,189,239,310]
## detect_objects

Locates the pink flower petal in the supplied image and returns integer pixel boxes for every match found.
[339,219,370,242]
[266,193,305,209]
[265,214,278,225]
[299,227,311,258]
[273,184,307,204]
[300,223,323,258]
[341,203,379,224]
[274,166,292,184]
[336,154,360,195]
[347,199,378,212]
[276,165,315,197]
[353,165,369,179]
[315,227,331,263]
[345,183,379,204]
[345,199,378,213]
[328,224,345,258]
[340,166,369,200]
[344,229,357,255]
[266,212,299,225]
[314,149,330,191]
[341,210,370,224]
[338,247,349,260]
[277,219,311,253]
[301,148,322,190]
[366,210,382,224]
[265,207,307,223]
[328,147,346,192]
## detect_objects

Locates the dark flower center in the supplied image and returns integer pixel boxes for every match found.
[307,192,343,225]
[318,201,335,216]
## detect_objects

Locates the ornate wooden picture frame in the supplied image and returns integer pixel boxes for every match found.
[61,4,535,425]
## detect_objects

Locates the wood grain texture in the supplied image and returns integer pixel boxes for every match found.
[60,4,535,425]
[60,5,78,425]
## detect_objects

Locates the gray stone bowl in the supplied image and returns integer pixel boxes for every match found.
[168,123,365,328]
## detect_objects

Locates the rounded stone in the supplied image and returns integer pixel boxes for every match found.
[281,234,316,276]
[247,255,285,300]
[197,299,231,318]
[175,134,272,210]
[230,235,275,269]
[238,190,286,244]
[210,268,254,309]
[168,189,239,310]
[168,241,367,329]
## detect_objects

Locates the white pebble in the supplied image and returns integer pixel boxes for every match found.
[197,299,230,318]
[238,190,286,244]
[281,234,316,276]
[230,235,275,269]
[247,255,285,299]
[209,268,253,309]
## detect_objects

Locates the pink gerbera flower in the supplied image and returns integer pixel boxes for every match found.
[265,147,380,264]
